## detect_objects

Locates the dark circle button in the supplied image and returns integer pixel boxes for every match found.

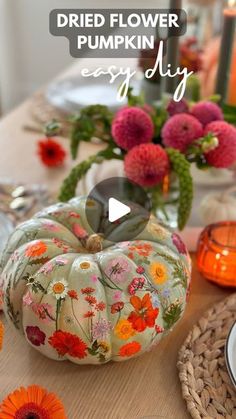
[85,177,151,242]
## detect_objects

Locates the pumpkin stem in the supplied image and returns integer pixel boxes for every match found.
[85,234,104,253]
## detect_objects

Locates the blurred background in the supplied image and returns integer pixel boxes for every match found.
[0,0,224,114]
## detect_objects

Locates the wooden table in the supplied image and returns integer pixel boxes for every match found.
[0,63,231,419]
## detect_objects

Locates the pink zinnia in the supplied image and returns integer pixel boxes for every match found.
[204,121,236,168]
[162,113,203,152]
[191,101,223,127]
[124,143,169,187]
[112,107,154,150]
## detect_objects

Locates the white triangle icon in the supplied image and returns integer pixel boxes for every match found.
[108,198,131,223]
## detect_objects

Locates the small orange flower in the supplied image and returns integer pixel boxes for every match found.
[85,295,97,306]
[119,341,141,357]
[115,319,135,340]
[0,320,4,351]
[67,290,78,300]
[25,241,47,258]
[0,385,67,419]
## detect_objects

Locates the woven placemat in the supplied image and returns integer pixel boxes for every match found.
[178,293,236,419]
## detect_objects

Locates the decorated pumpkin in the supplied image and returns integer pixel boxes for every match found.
[0,197,191,364]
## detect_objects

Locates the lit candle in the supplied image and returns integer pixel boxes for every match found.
[165,0,182,94]
[215,0,236,103]
[197,221,236,288]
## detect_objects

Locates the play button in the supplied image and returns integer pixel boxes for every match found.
[108,198,131,222]
[85,177,151,242]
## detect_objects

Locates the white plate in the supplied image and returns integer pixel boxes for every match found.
[225,321,236,388]
[46,74,140,113]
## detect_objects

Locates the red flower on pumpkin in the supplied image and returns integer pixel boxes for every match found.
[37,138,66,167]
[119,341,141,357]
[81,287,95,295]
[96,302,106,311]
[68,290,78,300]
[85,295,97,305]
[84,311,95,318]
[26,326,46,347]
[111,301,124,314]
[49,330,87,358]
[128,293,159,332]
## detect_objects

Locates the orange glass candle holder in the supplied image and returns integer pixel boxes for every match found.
[197,221,236,288]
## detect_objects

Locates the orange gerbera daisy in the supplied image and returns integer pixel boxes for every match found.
[119,341,141,357]
[25,241,47,258]
[0,320,4,351]
[0,385,67,419]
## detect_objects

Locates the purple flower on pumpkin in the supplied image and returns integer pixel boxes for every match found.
[172,233,187,255]
[92,319,112,340]
[26,326,46,346]
[105,257,131,283]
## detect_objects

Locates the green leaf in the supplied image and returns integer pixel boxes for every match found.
[163,300,183,329]
[69,105,114,159]
[44,119,62,137]
[127,87,145,106]
[222,103,236,125]
[155,251,188,289]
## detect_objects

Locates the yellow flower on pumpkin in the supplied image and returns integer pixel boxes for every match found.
[80,262,91,270]
[115,319,136,340]
[0,320,4,351]
[149,262,167,284]
[98,341,110,353]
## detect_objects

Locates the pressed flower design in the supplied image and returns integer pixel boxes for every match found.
[149,262,167,285]
[48,278,68,300]
[26,326,46,347]
[49,330,87,358]
[1,201,191,364]
[25,241,47,258]
[128,294,159,332]
[119,341,141,357]
[115,319,135,340]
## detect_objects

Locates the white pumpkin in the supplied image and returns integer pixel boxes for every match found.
[200,186,236,225]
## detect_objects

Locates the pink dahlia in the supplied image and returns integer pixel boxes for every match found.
[124,143,169,187]
[204,121,236,168]
[167,98,189,116]
[162,113,203,152]
[191,101,223,127]
[112,107,154,150]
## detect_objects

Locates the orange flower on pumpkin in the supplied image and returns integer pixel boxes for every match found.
[119,341,141,357]
[0,385,67,419]
[67,290,78,300]
[128,242,153,257]
[128,293,159,332]
[0,320,4,351]
[25,241,47,258]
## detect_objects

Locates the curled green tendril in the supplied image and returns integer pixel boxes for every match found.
[59,147,123,202]
[166,148,193,230]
